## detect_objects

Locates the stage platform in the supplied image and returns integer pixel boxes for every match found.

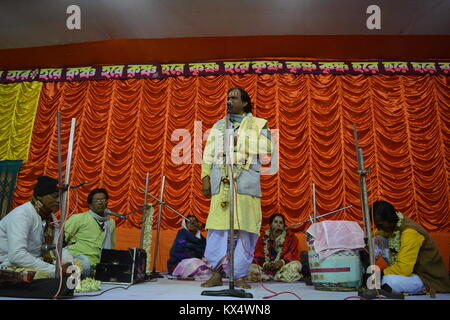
[1,275,449,301]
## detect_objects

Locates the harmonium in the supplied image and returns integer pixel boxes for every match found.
[95,248,147,284]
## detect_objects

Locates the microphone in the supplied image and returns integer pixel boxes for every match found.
[227,101,233,114]
[41,244,56,253]
[56,180,89,191]
[72,180,88,189]
[104,208,127,219]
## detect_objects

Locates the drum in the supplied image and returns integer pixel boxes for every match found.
[308,239,362,291]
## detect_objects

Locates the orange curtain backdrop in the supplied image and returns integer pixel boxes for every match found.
[11,74,450,232]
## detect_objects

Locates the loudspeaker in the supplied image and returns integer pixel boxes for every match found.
[95,248,147,284]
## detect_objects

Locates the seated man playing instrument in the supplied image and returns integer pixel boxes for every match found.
[371,200,450,294]
[64,188,116,277]
[0,176,72,279]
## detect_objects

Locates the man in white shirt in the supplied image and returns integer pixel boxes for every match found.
[0,176,69,279]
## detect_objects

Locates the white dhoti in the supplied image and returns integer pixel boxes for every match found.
[382,274,425,294]
[204,229,258,279]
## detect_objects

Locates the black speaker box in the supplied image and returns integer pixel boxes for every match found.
[95,248,147,284]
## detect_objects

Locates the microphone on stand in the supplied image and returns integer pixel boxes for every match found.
[72,180,89,189]
[104,208,127,219]
[41,244,56,253]
[56,180,88,191]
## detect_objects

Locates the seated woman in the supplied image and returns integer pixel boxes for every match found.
[167,215,208,278]
[247,213,302,282]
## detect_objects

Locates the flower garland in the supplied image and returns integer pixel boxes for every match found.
[263,229,286,266]
[387,211,404,265]
[75,277,101,293]
[142,205,154,273]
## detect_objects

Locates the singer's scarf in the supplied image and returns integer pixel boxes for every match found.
[214,113,270,208]
[87,210,113,249]
[215,113,250,207]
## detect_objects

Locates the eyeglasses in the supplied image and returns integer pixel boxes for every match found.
[93,199,108,204]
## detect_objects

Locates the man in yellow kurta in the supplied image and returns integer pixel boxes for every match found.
[372,200,450,294]
[64,188,116,277]
[200,87,272,289]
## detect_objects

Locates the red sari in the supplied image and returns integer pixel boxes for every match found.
[252,230,300,273]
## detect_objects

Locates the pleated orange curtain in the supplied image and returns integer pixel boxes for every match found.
[11,73,450,232]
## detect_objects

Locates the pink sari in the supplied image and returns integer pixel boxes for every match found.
[172,258,212,280]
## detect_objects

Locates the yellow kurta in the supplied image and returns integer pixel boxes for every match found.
[383,229,425,277]
[64,212,116,266]
[206,189,262,235]
[376,216,450,292]
[201,114,271,235]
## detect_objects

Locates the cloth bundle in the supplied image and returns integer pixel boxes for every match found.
[172,258,212,280]
[306,220,365,259]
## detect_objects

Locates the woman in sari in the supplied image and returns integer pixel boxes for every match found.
[167,215,208,278]
[247,213,302,282]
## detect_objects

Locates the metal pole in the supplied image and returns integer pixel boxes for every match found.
[353,123,374,267]
[138,184,199,228]
[357,148,375,267]
[227,121,235,290]
[140,189,188,220]
[353,123,367,237]
[151,175,165,275]
[312,183,317,223]
[286,205,353,230]
[55,117,76,278]
[55,113,63,278]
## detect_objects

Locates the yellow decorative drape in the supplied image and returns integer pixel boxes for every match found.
[0,81,42,162]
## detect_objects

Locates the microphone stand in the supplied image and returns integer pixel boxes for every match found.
[137,187,198,227]
[312,183,317,223]
[353,124,375,267]
[137,179,203,278]
[105,206,151,219]
[201,110,253,299]
[147,176,165,280]
[286,205,353,230]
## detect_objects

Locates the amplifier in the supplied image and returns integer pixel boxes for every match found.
[95,248,147,284]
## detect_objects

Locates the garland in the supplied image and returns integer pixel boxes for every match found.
[142,205,154,273]
[263,229,286,266]
[216,114,253,208]
[387,211,404,265]
[75,277,101,293]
